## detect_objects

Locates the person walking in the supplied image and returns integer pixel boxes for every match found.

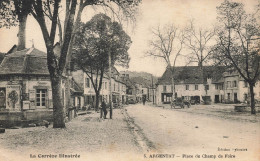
[143,96,146,105]
[101,99,107,119]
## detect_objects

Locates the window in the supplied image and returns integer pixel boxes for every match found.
[36,89,47,107]
[205,85,209,90]
[244,81,248,87]
[215,84,218,90]
[227,81,231,88]
[227,93,231,100]
[219,84,223,90]
[85,78,90,88]
[186,85,189,90]
[163,85,167,92]
[233,81,237,87]
[195,85,198,90]
[0,88,6,108]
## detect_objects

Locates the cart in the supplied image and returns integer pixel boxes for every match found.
[171,97,191,108]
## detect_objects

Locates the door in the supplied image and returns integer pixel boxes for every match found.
[234,93,238,103]
[215,95,220,103]
[36,89,47,108]
[0,88,6,108]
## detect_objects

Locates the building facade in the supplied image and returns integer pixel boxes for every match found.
[0,47,81,126]
[156,66,260,105]
[72,67,129,108]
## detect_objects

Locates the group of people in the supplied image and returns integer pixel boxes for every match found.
[101,96,147,119]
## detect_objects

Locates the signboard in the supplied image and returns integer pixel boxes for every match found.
[23,101,30,110]
[29,90,35,101]
[37,81,48,86]
[30,101,35,109]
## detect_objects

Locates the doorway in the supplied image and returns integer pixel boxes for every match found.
[234,93,238,103]
[215,95,220,103]
[0,88,6,108]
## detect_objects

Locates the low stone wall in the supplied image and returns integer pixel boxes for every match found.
[23,110,53,122]
[0,111,23,127]
[0,110,53,127]
[234,105,260,112]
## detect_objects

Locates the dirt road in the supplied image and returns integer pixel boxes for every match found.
[0,104,259,161]
[125,104,260,161]
[0,109,142,161]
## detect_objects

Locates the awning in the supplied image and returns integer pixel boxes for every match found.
[70,88,83,96]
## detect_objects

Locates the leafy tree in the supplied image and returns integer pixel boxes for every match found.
[1,0,140,128]
[214,0,260,114]
[72,13,131,115]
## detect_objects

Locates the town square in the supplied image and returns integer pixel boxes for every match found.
[0,0,259,161]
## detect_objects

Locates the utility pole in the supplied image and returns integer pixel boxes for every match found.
[151,74,155,104]
[108,50,113,119]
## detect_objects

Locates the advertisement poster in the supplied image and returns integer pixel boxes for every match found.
[0,0,259,161]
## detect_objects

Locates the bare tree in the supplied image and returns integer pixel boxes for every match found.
[147,24,184,104]
[214,0,260,114]
[183,19,215,68]
[183,20,216,97]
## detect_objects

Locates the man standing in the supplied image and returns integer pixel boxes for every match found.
[143,96,146,105]
[101,99,107,119]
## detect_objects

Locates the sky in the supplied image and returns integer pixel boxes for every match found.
[0,0,258,77]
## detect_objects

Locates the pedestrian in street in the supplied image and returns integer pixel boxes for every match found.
[143,97,146,105]
[101,99,107,119]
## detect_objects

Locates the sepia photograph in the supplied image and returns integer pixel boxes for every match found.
[0,0,259,161]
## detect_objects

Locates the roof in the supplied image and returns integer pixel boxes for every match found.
[6,45,17,54]
[157,66,226,85]
[70,78,83,96]
[0,52,5,64]
[0,48,49,75]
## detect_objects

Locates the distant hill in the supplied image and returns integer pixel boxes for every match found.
[120,71,158,87]
[0,52,5,64]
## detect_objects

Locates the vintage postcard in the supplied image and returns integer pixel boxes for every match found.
[0,0,259,161]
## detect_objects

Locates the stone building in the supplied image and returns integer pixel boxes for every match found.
[72,66,128,108]
[0,47,79,126]
[155,66,260,105]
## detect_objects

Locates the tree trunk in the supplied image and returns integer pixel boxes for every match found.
[64,77,71,116]
[249,83,256,115]
[17,15,28,51]
[171,75,175,99]
[51,76,66,128]
[95,92,100,111]
[170,69,176,108]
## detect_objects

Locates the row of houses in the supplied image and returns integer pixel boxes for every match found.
[155,66,260,105]
[71,70,155,109]
[0,45,151,126]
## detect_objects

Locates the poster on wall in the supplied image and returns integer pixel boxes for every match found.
[6,85,21,110]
